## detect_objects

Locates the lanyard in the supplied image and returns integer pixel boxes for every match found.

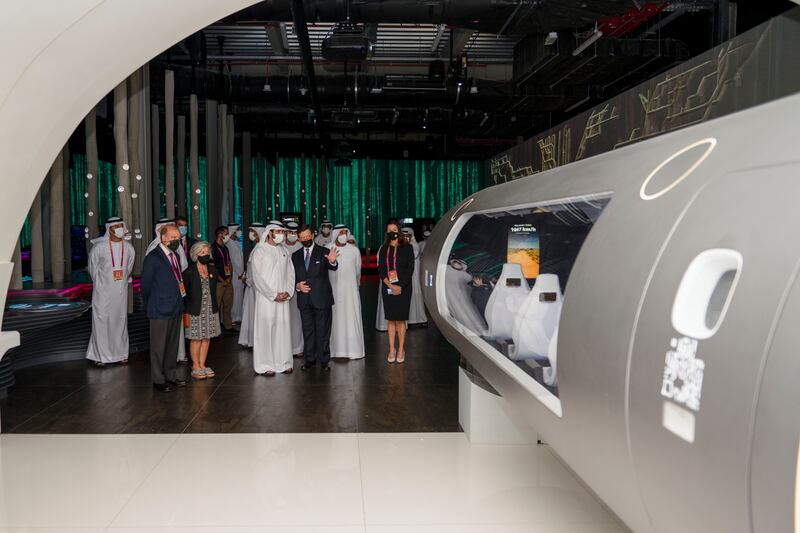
[168,252,183,285]
[386,244,397,271]
[109,239,124,269]
[216,243,231,267]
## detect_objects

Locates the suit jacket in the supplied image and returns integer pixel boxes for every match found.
[211,241,232,281]
[291,244,338,310]
[183,263,219,316]
[141,247,185,320]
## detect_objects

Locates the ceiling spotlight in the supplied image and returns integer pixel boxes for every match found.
[545,32,558,46]
[263,82,272,92]
[88,211,94,217]
[84,192,89,198]
[122,163,130,171]
[299,87,308,96]
[86,173,93,180]
[117,186,125,192]
[136,174,142,181]
[470,82,478,94]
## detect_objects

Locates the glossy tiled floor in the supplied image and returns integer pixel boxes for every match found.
[0,277,460,434]
[0,432,628,532]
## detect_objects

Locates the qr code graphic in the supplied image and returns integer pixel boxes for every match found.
[660,336,705,412]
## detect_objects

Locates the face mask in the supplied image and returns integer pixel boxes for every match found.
[167,239,181,252]
[249,232,257,242]
[178,226,188,237]
[222,235,230,244]
[337,234,348,245]
[112,227,125,239]
[301,239,314,248]
[197,255,212,265]
[273,233,285,244]
[287,234,298,244]
[322,227,331,236]
[423,231,431,238]
[387,231,399,241]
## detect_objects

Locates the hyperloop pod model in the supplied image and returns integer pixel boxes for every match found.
[421,92,800,533]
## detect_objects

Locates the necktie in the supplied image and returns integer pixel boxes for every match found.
[304,248,311,270]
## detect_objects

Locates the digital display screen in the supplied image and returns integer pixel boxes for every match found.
[508,223,540,279]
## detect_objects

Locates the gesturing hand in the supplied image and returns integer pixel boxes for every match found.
[326,247,339,264]
[296,281,311,294]
[390,284,402,296]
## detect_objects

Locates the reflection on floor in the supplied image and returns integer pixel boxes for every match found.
[0,277,460,433]
[0,432,628,532]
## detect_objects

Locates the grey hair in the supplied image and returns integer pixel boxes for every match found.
[190,241,211,263]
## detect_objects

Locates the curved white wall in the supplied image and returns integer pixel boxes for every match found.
[0,0,259,350]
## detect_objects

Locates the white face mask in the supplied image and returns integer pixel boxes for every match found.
[273,233,285,244]
[222,235,230,244]
[249,232,257,242]
[112,227,125,239]
[287,234,298,244]
[336,234,348,245]
[322,227,331,236]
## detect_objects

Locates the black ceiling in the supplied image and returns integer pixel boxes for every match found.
[141,0,796,160]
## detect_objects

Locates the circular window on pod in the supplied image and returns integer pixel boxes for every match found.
[640,138,716,201]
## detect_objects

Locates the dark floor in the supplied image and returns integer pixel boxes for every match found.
[0,277,461,434]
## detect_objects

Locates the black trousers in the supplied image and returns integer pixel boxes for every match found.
[300,305,332,365]
[149,315,181,384]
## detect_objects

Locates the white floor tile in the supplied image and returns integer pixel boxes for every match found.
[0,434,177,528]
[109,434,364,528]
[357,433,626,530]
[105,528,365,533]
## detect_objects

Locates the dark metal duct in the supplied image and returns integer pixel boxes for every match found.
[226,0,634,34]
[291,0,324,138]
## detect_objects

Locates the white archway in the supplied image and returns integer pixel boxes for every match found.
[0,0,260,358]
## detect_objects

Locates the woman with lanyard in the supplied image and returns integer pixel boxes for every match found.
[377,221,415,363]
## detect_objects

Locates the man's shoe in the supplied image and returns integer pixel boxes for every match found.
[153,383,172,392]
[301,363,315,371]
[224,328,238,336]
[168,379,187,387]
[321,364,331,372]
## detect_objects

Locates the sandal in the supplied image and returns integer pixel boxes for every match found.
[93,361,105,368]
[202,367,216,378]
[191,369,207,380]
[119,359,128,365]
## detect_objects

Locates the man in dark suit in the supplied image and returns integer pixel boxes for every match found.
[141,223,187,392]
[292,224,340,371]
[175,215,197,264]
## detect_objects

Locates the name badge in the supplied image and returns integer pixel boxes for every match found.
[178,282,187,298]
[113,269,124,281]
[388,270,399,284]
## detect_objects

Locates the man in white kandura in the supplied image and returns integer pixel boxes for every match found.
[226,223,245,325]
[86,217,136,367]
[250,221,296,376]
[315,219,334,247]
[329,224,365,359]
[284,221,304,357]
[147,217,188,362]
[418,229,431,255]
[238,222,266,348]
[402,226,428,326]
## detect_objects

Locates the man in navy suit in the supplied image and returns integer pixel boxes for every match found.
[141,223,186,392]
[291,224,339,371]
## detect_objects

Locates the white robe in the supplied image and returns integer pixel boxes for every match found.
[226,239,245,323]
[238,283,257,347]
[86,238,135,363]
[406,236,428,325]
[418,239,427,256]
[330,244,365,359]
[284,241,304,355]
[145,234,187,360]
[250,242,296,373]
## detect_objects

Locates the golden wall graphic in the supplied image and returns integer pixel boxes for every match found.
[489,11,800,185]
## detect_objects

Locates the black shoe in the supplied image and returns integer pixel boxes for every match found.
[224,328,238,336]
[301,363,315,371]
[321,364,330,372]
[153,383,172,392]
[168,379,187,387]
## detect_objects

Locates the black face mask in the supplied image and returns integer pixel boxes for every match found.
[301,239,314,248]
[387,231,399,241]
[197,255,212,265]
[166,239,181,252]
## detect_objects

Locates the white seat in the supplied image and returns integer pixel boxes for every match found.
[484,263,530,341]
[509,273,562,363]
[543,327,559,387]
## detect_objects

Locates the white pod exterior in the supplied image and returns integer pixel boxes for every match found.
[421,92,800,533]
